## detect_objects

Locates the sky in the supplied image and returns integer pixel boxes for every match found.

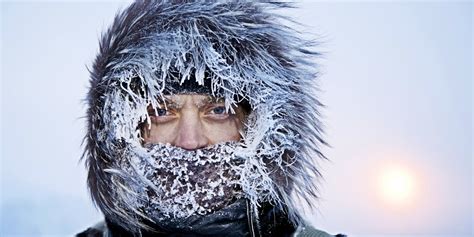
[1,1,472,237]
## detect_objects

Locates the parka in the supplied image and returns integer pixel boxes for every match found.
[79,1,346,236]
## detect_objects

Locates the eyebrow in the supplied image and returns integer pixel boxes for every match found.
[194,96,225,108]
[149,97,178,111]
[154,95,225,109]
[204,96,225,104]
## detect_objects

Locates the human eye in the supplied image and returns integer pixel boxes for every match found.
[148,107,169,116]
[148,107,175,123]
[155,108,169,116]
[205,105,229,120]
[210,106,226,115]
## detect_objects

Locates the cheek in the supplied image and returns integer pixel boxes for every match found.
[143,122,177,144]
[203,118,241,144]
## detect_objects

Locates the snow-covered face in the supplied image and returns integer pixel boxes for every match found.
[141,94,246,149]
[123,94,249,226]
[123,142,244,226]
[128,94,248,225]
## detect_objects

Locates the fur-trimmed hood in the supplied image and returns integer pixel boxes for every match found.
[84,0,327,234]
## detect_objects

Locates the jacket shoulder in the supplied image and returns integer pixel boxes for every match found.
[76,221,107,237]
[294,225,347,237]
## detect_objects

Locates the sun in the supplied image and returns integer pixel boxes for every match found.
[378,166,417,206]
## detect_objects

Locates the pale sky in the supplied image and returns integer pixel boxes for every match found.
[1,1,472,237]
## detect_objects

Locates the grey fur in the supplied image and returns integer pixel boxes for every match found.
[84,0,327,234]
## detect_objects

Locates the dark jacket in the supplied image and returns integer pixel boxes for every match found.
[77,221,346,237]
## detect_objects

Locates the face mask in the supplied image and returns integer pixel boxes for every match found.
[115,142,244,224]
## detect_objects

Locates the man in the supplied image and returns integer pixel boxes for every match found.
[79,1,345,236]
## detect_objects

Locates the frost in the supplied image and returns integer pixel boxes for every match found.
[86,0,326,233]
[108,140,291,225]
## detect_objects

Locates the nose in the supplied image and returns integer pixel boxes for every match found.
[173,110,209,150]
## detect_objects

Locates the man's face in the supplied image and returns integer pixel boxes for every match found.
[142,94,245,149]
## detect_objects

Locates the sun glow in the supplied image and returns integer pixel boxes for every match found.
[378,165,417,206]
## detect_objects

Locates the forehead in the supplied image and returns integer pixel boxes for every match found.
[160,94,224,107]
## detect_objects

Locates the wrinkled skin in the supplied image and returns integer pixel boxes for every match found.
[141,94,246,149]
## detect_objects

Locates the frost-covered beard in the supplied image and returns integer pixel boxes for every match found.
[118,141,244,226]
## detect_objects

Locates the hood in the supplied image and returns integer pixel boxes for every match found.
[84,0,327,233]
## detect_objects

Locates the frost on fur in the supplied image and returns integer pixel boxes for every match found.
[84,0,327,233]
